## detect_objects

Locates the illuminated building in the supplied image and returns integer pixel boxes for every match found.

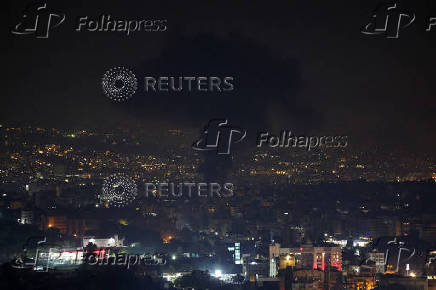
[269,243,342,277]
[43,215,68,233]
[276,268,343,290]
[353,238,371,248]
[344,275,376,290]
[292,269,324,289]
[40,214,87,237]
[20,208,42,225]
[279,254,295,269]
[82,235,124,248]
[227,242,241,264]
[367,251,385,274]
[67,218,86,237]
[242,256,269,281]
[427,250,436,284]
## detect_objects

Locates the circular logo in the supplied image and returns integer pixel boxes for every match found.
[100,173,138,207]
[102,67,137,102]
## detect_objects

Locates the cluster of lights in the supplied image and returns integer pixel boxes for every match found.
[214,269,222,278]
[99,173,138,207]
[102,67,137,102]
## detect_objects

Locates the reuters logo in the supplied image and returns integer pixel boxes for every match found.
[99,173,138,207]
[102,67,137,102]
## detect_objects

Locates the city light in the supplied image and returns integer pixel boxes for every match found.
[214,269,222,278]
[1,19,436,289]
[410,272,416,278]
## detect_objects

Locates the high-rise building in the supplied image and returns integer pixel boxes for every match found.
[368,251,385,274]
[269,243,342,277]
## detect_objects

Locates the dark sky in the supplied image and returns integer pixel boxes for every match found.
[3,0,436,155]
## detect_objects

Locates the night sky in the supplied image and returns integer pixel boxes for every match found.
[3,0,436,155]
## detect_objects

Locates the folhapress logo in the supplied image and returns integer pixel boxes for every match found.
[362,3,415,39]
[12,3,167,39]
[193,119,246,155]
[361,2,436,38]
[193,121,348,155]
[11,2,65,38]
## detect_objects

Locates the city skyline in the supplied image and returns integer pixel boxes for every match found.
[3,0,436,289]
